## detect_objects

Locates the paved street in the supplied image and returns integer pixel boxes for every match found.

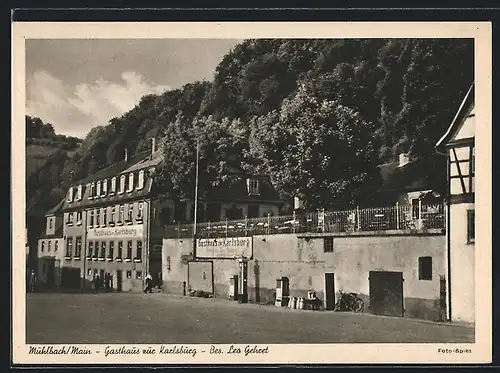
[26,293,474,344]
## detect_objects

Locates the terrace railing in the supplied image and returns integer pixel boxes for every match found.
[164,203,446,239]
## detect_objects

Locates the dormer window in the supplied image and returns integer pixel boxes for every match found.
[102,179,108,196]
[119,175,126,194]
[110,177,117,195]
[67,187,74,202]
[96,181,101,197]
[137,170,145,190]
[127,173,134,192]
[247,178,260,195]
[89,183,95,199]
[76,185,83,201]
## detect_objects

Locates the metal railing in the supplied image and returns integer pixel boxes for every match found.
[164,203,446,239]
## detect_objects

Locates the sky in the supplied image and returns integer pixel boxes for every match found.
[26,39,243,139]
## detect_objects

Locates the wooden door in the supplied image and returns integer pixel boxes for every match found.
[324,273,336,310]
[369,271,404,317]
[188,261,214,294]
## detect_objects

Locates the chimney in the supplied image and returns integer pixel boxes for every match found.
[124,148,128,162]
[151,137,156,156]
[398,153,409,167]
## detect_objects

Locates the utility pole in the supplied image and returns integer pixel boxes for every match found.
[193,138,200,258]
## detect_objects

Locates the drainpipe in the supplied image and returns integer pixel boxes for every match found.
[144,199,151,279]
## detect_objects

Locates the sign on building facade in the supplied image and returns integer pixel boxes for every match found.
[196,237,252,259]
[87,224,144,240]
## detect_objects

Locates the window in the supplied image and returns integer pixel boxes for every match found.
[110,206,116,225]
[76,211,82,224]
[48,241,51,252]
[119,175,126,194]
[67,187,74,202]
[41,241,45,252]
[54,241,58,252]
[467,210,475,244]
[126,241,133,260]
[135,241,142,261]
[67,212,74,225]
[87,242,93,258]
[89,183,95,199]
[49,218,53,229]
[137,202,144,221]
[117,241,123,260]
[102,179,108,196]
[324,237,334,252]
[93,241,99,259]
[126,270,132,279]
[65,237,73,258]
[108,241,114,260]
[127,173,134,192]
[119,205,125,223]
[89,210,94,227]
[100,242,106,259]
[96,181,101,197]
[247,178,260,195]
[127,203,133,222]
[76,185,83,200]
[418,256,433,280]
[75,236,82,258]
[137,170,145,190]
[96,209,100,226]
[110,177,117,194]
[102,208,107,226]
[136,271,143,280]
[412,198,420,219]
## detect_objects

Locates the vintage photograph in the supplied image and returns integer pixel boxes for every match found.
[12,22,491,365]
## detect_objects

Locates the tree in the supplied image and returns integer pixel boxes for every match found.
[248,87,382,210]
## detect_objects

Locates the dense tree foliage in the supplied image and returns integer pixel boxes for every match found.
[27,38,473,216]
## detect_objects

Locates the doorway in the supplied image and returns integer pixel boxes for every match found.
[116,270,123,292]
[369,271,404,317]
[324,273,336,310]
[188,261,214,294]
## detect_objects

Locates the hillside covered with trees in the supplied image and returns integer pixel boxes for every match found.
[28,38,473,216]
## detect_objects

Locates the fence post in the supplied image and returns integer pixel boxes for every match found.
[207,221,211,238]
[177,222,180,239]
[292,210,296,233]
[396,202,400,230]
[418,199,422,230]
[225,218,228,237]
[356,205,360,231]
[244,215,248,236]
[267,213,271,235]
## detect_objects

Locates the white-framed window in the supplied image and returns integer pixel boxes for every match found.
[108,241,114,260]
[127,203,133,222]
[126,241,132,260]
[100,242,106,259]
[67,212,74,225]
[96,209,100,226]
[137,202,144,221]
[247,178,260,195]
[117,241,123,260]
[96,180,101,197]
[135,240,142,261]
[110,177,117,194]
[48,240,51,252]
[137,170,145,190]
[87,241,93,258]
[119,175,126,194]
[48,217,53,230]
[67,187,74,202]
[127,173,134,192]
[102,179,108,196]
[75,236,82,259]
[76,185,83,201]
[110,206,116,224]
[65,237,73,258]
[41,241,45,252]
[89,183,95,199]
[89,209,94,227]
[54,241,58,252]
[76,211,82,224]
[119,205,125,223]
[93,241,99,259]
[102,208,107,226]
[136,270,143,280]
[126,270,132,279]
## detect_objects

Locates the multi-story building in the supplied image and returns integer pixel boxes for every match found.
[436,82,475,323]
[36,139,282,292]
